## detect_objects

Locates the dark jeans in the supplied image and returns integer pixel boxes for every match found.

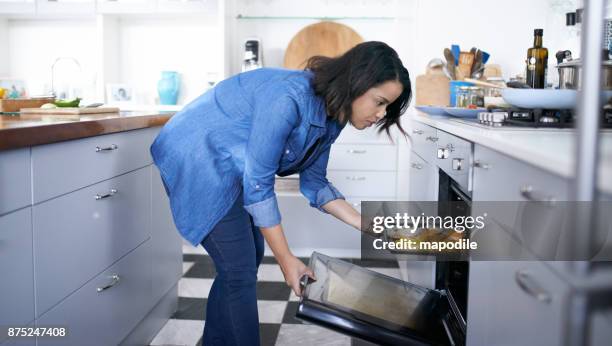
[200,192,265,346]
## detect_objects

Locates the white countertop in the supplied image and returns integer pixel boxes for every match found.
[410,111,612,195]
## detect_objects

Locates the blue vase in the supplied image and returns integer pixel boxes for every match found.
[158,71,180,105]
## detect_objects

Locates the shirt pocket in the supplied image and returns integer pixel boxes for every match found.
[280,142,297,164]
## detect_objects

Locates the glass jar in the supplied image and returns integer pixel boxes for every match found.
[485,77,505,97]
[456,86,484,108]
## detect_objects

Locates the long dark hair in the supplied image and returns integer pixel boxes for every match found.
[306,41,412,137]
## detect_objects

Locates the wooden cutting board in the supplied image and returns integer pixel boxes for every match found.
[19,107,120,115]
[283,21,363,70]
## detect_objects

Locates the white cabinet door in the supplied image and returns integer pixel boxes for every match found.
[0,0,35,14]
[97,0,157,13]
[157,0,217,14]
[408,150,438,202]
[36,0,95,15]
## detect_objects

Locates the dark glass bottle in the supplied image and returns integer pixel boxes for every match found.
[526,29,549,89]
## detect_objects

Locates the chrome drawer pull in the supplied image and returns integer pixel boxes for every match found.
[95,144,118,152]
[345,176,366,181]
[473,160,491,170]
[95,189,117,200]
[411,163,423,170]
[97,274,120,292]
[515,270,552,304]
[520,185,557,205]
[412,129,424,135]
[425,136,439,142]
[346,149,367,154]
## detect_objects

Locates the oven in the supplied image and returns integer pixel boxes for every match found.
[296,132,473,345]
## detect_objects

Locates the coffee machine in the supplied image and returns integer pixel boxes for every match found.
[242,38,263,72]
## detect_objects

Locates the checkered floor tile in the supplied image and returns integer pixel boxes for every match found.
[149,245,400,346]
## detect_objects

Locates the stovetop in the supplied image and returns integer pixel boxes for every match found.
[450,107,612,131]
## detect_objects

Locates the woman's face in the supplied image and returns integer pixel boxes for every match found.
[349,80,403,130]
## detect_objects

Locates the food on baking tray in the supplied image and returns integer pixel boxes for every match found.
[386,227,465,249]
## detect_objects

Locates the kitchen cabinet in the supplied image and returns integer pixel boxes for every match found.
[409,121,437,163]
[0,0,35,14]
[0,208,35,345]
[468,143,575,345]
[467,260,570,346]
[157,0,217,14]
[96,0,157,14]
[151,165,183,303]
[0,148,31,216]
[277,138,399,257]
[408,150,438,203]
[35,0,95,15]
[36,240,153,346]
[31,127,155,204]
[472,144,569,202]
[278,195,363,258]
[33,167,151,317]
[0,126,182,345]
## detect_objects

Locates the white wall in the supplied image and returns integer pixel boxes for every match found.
[3,0,582,103]
[6,19,98,98]
[115,16,223,105]
[409,0,578,82]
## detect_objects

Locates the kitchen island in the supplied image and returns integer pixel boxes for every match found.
[0,111,182,346]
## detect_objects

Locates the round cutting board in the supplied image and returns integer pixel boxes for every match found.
[283,21,364,70]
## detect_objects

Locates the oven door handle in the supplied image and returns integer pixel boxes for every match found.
[515,270,552,304]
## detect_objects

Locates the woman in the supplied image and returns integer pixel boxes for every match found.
[150,41,411,345]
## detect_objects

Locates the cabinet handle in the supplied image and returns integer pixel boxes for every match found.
[520,185,557,205]
[514,270,552,304]
[412,129,424,135]
[95,144,118,152]
[345,176,366,181]
[425,136,439,142]
[97,274,120,293]
[347,149,367,154]
[95,188,117,200]
[473,160,491,170]
[411,163,423,170]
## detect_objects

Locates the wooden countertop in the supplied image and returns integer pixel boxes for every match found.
[0,111,174,151]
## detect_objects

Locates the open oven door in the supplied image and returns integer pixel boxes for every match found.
[296,252,463,346]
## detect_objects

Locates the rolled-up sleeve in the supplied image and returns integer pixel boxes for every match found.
[299,145,345,212]
[243,82,300,228]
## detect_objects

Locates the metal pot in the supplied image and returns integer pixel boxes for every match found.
[557,59,612,90]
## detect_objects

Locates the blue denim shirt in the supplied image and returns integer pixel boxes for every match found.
[150,68,346,246]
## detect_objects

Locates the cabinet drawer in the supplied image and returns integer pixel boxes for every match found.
[32,127,158,203]
[472,145,569,202]
[328,144,396,171]
[408,151,439,202]
[36,240,152,346]
[335,123,394,144]
[328,171,396,197]
[33,168,151,317]
[467,260,568,346]
[0,148,31,215]
[410,121,437,162]
[0,209,35,341]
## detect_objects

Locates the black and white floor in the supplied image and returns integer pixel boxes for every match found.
[149,244,401,346]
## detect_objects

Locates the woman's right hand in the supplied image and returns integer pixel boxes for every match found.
[278,255,316,297]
